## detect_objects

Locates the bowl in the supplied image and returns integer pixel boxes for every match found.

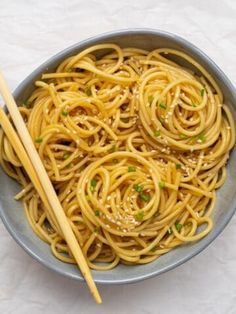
[1,29,236,284]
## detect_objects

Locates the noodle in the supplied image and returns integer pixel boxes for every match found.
[0,44,235,270]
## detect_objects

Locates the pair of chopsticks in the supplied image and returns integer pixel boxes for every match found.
[0,72,102,304]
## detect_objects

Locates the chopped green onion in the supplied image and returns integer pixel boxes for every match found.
[139,192,151,202]
[196,133,206,143]
[148,95,154,104]
[175,223,183,232]
[160,117,164,124]
[63,152,71,159]
[85,86,92,96]
[121,117,129,123]
[150,246,157,252]
[109,145,117,153]
[153,130,161,137]
[134,210,144,221]
[94,227,100,233]
[179,133,188,139]
[128,166,136,172]
[176,163,182,169]
[159,181,165,189]
[95,209,100,217]
[90,179,97,192]
[192,103,197,107]
[35,137,43,143]
[159,102,167,109]
[61,110,68,116]
[134,184,143,193]
[91,179,97,187]
[22,100,31,108]
[201,88,205,97]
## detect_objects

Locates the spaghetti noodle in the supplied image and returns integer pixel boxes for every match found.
[0,44,235,270]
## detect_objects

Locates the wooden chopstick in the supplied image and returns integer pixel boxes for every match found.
[0,72,102,304]
[0,108,61,233]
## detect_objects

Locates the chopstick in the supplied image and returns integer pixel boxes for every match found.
[0,108,61,233]
[0,72,102,304]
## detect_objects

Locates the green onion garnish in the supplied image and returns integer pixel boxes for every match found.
[35,137,43,143]
[134,184,143,193]
[128,166,136,172]
[150,245,157,252]
[85,86,92,96]
[159,102,167,109]
[160,117,164,124]
[135,210,144,221]
[176,163,182,169]
[153,130,161,137]
[94,227,100,233]
[90,179,97,192]
[22,100,31,108]
[201,88,205,97]
[148,95,154,104]
[95,209,100,217]
[179,133,188,139]
[139,192,151,202]
[196,134,206,143]
[151,246,157,252]
[61,110,68,116]
[175,223,183,231]
[159,181,166,189]
[63,152,71,159]
[109,145,117,153]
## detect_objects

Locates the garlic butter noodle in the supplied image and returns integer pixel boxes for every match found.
[0,44,235,270]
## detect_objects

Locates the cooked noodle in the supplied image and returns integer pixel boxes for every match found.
[0,44,235,270]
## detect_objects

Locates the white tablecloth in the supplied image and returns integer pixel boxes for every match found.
[1,1,236,313]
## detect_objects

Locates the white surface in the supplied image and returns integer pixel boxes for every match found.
[0,0,236,313]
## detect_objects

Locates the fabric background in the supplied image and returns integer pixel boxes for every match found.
[0,1,236,313]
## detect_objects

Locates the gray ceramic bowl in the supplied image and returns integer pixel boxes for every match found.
[1,29,236,284]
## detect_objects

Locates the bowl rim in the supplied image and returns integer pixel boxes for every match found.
[1,28,236,284]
